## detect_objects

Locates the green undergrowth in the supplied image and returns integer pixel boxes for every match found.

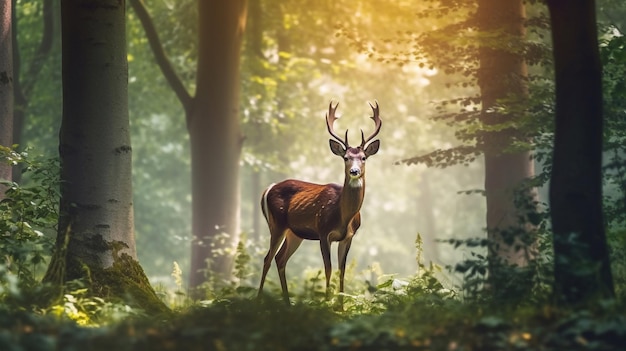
[1,290,626,351]
[2,248,626,351]
[1,241,626,351]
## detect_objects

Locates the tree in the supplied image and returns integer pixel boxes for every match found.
[383,0,544,295]
[43,0,165,313]
[0,0,13,196]
[476,0,538,295]
[11,0,54,183]
[130,0,247,291]
[547,0,614,304]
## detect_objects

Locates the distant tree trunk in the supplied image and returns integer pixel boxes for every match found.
[189,0,246,290]
[476,0,538,294]
[130,0,247,292]
[11,0,54,183]
[547,0,614,305]
[0,0,13,197]
[43,0,166,314]
[245,0,263,242]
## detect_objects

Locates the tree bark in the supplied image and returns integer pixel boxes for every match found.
[188,0,246,290]
[44,0,165,314]
[547,0,614,304]
[0,0,13,197]
[476,0,538,292]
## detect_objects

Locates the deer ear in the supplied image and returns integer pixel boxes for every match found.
[329,139,345,157]
[364,140,380,157]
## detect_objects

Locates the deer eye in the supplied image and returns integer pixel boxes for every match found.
[361,156,366,161]
[343,156,349,161]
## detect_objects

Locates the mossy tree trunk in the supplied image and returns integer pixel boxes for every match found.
[0,0,13,197]
[43,0,166,314]
[547,0,614,305]
[476,0,538,297]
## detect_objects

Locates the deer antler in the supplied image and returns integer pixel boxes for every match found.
[361,101,382,148]
[326,102,348,148]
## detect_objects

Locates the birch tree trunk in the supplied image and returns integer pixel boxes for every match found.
[44,0,165,313]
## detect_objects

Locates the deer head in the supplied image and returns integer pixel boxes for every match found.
[326,102,381,187]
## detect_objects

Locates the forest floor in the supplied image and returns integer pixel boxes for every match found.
[2,293,626,351]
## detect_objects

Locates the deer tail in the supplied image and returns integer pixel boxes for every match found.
[261,183,276,224]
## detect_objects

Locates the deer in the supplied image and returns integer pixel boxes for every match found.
[257,101,382,305]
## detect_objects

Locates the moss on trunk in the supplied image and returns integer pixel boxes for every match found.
[80,252,169,316]
[43,228,169,316]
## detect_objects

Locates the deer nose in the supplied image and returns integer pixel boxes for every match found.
[350,168,361,177]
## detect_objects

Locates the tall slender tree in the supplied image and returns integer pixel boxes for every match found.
[476,0,538,294]
[0,0,13,197]
[11,0,54,183]
[547,0,614,305]
[130,0,247,291]
[44,0,165,313]
[397,0,540,293]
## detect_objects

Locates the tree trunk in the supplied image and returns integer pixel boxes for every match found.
[245,0,263,243]
[0,0,13,197]
[188,0,246,290]
[547,0,614,305]
[44,0,166,314]
[476,0,538,294]
[11,0,54,183]
[128,0,247,293]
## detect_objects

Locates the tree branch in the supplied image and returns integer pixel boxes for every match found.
[129,0,193,110]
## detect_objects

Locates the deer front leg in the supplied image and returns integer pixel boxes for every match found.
[338,237,353,294]
[319,236,333,299]
[337,237,353,309]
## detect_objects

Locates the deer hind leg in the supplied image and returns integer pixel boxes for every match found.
[275,230,303,304]
[258,227,286,297]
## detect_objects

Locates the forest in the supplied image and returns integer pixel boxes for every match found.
[1,0,626,349]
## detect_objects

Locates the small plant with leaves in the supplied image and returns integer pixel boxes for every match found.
[0,146,59,305]
[46,280,144,326]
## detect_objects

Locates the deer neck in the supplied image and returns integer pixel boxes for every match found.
[340,177,365,223]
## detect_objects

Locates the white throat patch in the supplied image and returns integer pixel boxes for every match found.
[349,177,363,188]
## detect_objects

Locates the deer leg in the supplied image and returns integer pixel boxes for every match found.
[319,236,333,299]
[258,229,286,297]
[275,230,303,304]
[337,237,353,308]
